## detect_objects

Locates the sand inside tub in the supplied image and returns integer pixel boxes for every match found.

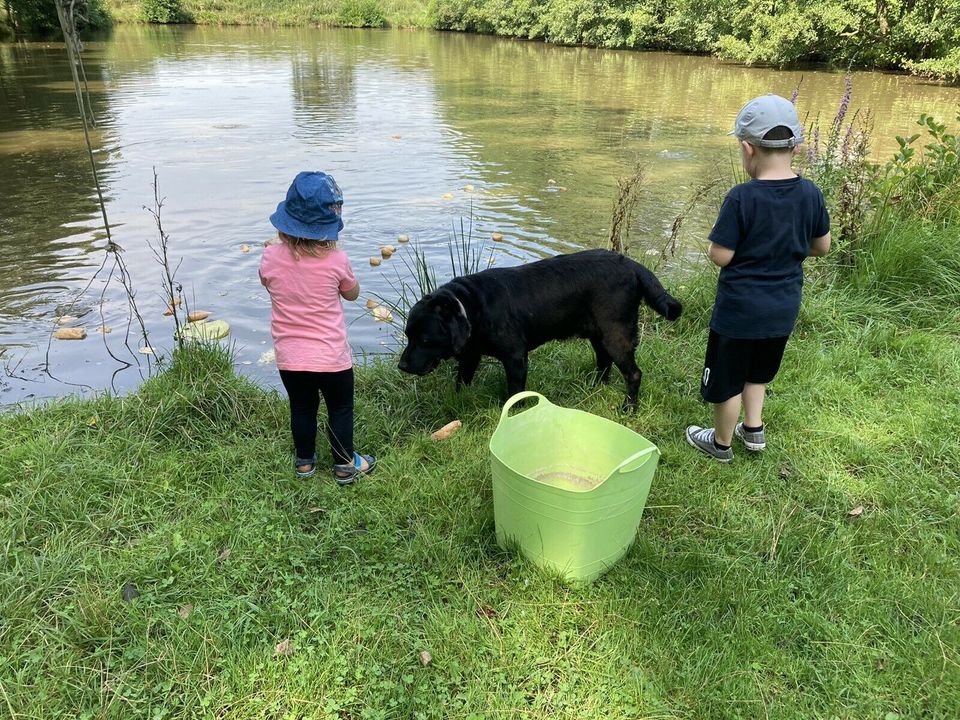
[531,469,603,491]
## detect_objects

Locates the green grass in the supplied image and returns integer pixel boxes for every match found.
[2,263,959,718]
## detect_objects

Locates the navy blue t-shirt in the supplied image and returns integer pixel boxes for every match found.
[709,177,830,339]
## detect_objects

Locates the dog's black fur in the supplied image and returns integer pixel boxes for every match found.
[398,249,682,409]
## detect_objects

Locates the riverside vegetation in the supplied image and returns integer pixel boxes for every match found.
[4,0,957,80]
[1,85,959,716]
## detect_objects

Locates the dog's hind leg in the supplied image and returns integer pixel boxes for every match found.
[455,353,481,389]
[600,330,642,411]
[590,337,613,385]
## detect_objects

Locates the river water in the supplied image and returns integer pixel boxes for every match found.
[1,26,958,404]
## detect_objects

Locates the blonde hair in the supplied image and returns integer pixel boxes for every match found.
[278,231,337,259]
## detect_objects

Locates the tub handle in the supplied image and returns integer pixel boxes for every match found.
[499,391,548,423]
[614,446,659,474]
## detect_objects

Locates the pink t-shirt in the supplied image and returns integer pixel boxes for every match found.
[259,243,358,372]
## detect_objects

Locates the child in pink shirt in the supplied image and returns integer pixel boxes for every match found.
[259,171,376,485]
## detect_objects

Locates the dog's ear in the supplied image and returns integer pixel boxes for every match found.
[449,309,471,354]
[432,293,471,354]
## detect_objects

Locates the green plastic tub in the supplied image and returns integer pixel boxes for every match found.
[489,392,659,583]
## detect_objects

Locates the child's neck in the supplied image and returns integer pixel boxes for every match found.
[752,155,797,181]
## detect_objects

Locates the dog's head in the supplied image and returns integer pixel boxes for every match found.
[398,290,471,376]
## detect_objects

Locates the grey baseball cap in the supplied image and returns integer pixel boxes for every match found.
[730,94,804,148]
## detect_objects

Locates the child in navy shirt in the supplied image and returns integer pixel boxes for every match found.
[686,94,831,462]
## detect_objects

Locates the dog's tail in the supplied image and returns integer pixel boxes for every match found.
[631,259,683,320]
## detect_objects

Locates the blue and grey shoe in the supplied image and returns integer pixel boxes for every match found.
[333,452,377,486]
[295,454,318,478]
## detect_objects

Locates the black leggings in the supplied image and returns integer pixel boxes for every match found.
[278,368,354,466]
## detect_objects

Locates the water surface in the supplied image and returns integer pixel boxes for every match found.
[2,26,958,404]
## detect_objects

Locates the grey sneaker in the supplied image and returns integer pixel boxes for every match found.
[685,426,733,462]
[735,422,766,451]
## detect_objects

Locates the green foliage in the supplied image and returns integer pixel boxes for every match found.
[141,0,186,23]
[337,0,388,28]
[424,0,960,78]
[880,112,960,223]
[6,0,109,35]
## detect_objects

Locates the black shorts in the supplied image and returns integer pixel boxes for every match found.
[700,330,789,403]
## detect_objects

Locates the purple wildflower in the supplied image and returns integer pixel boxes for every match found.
[841,124,854,159]
[833,75,852,130]
[789,88,799,104]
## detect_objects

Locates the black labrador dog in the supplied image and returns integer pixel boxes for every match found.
[398,249,682,410]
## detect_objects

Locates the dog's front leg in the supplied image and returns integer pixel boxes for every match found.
[502,352,529,397]
[455,353,481,389]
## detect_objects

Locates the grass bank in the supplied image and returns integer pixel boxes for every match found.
[2,256,959,716]
[97,0,960,81]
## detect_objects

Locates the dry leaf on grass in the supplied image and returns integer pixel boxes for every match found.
[216,547,231,564]
[431,420,462,441]
[178,604,194,619]
[274,639,294,657]
[418,650,433,667]
[121,581,140,602]
[847,505,865,519]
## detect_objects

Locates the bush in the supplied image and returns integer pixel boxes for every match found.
[6,0,109,36]
[337,0,387,28]
[141,0,186,24]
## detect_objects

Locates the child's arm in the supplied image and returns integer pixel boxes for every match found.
[708,242,735,267]
[338,255,360,301]
[809,232,831,257]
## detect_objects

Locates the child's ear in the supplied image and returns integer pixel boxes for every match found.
[740,140,754,158]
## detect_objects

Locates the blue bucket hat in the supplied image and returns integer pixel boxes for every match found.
[270,171,344,240]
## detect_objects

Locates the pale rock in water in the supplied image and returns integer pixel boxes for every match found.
[54,327,87,340]
[372,306,393,322]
